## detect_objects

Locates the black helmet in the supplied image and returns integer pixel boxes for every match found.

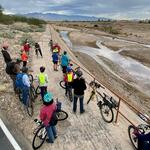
[76,70,83,77]
[22,67,28,73]
[40,66,45,72]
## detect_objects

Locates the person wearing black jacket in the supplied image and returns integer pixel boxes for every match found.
[1,44,12,64]
[35,43,43,57]
[72,70,86,114]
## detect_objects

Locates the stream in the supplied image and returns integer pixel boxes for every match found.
[60,31,150,96]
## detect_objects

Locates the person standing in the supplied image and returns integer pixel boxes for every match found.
[21,50,28,67]
[35,43,43,58]
[72,70,87,114]
[49,40,53,52]
[40,92,57,143]
[37,66,48,100]
[52,52,59,71]
[1,44,12,64]
[61,51,70,76]
[23,39,31,55]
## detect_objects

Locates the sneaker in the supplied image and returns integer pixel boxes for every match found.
[46,139,54,144]
[54,135,58,139]
[80,110,85,114]
[72,110,76,114]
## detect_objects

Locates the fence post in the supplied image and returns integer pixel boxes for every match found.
[115,98,121,123]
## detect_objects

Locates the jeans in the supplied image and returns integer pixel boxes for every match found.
[46,125,57,143]
[40,86,47,100]
[22,86,30,105]
[73,95,84,113]
[138,133,150,150]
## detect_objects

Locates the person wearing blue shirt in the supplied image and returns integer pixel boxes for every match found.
[61,51,70,75]
[52,52,59,71]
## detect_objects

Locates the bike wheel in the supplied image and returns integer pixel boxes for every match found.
[56,110,68,121]
[128,125,138,150]
[26,96,33,117]
[32,125,47,150]
[28,74,34,83]
[59,80,66,89]
[35,86,41,95]
[30,86,37,102]
[100,104,114,123]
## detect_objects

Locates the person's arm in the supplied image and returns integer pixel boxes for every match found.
[45,74,48,83]
[22,74,30,87]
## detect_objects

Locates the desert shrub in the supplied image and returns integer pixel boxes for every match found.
[94,24,98,27]
[102,25,120,34]
[0,31,15,39]
[19,34,35,46]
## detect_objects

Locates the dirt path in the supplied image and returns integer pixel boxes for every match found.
[27,24,147,150]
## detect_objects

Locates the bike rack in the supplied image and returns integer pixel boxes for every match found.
[50,25,150,127]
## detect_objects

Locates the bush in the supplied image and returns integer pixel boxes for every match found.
[19,34,35,46]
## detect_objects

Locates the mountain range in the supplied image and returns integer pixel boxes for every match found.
[22,12,108,21]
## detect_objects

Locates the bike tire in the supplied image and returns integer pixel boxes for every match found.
[26,96,33,117]
[35,86,41,95]
[100,104,114,123]
[30,86,37,102]
[56,110,68,121]
[68,89,73,102]
[28,74,34,83]
[59,80,66,89]
[128,125,138,150]
[32,125,47,150]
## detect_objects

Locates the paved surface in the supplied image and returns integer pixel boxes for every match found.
[0,127,14,150]
[30,25,137,150]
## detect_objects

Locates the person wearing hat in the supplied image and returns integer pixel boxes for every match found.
[40,92,57,143]
[72,70,87,114]
[37,66,48,100]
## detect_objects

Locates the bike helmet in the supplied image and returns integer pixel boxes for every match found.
[66,66,72,72]
[43,92,53,103]
[76,70,83,77]
[40,66,45,72]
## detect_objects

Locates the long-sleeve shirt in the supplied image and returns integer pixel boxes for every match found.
[40,103,56,126]
[22,74,30,87]
[1,48,12,64]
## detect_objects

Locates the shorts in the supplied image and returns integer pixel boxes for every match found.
[62,66,67,73]
[53,61,58,64]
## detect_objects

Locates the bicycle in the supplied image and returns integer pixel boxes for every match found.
[128,124,150,149]
[32,100,68,149]
[87,80,119,123]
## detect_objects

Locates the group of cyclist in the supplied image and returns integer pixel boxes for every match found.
[1,38,149,148]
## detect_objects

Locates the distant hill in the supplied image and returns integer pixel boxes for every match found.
[23,12,108,21]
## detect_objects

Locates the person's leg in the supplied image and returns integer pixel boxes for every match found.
[38,49,43,57]
[51,126,57,138]
[22,87,29,105]
[9,75,16,92]
[79,96,84,113]
[40,87,44,100]
[46,126,55,143]
[73,95,78,112]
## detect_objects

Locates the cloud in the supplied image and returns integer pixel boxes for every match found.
[0,0,150,19]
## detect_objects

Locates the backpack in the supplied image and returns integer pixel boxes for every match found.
[5,62,15,75]
[49,111,58,126]
[15,73,25,88]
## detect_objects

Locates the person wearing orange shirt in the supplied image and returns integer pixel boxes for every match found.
[21,50,28,67]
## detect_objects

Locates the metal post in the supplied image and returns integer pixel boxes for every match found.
[115,98,121,123]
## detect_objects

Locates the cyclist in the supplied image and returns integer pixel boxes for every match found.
[137,132,150,150]
[1,43,12,64]
[37,66,48,100]
[19,67,30,105]
[52,52,59,71]
[72,70,87,114]
[61,51,70,76]
[21,50,28,67]
[23,39,31,55]
[48,39,53,52]
[64,66,74,101]
[40,92,57,143]
[35,43,43,58]
[52,43,61,54]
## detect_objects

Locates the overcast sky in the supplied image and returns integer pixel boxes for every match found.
[0,0,150,19]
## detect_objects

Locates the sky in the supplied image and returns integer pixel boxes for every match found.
[0,0,150,20]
